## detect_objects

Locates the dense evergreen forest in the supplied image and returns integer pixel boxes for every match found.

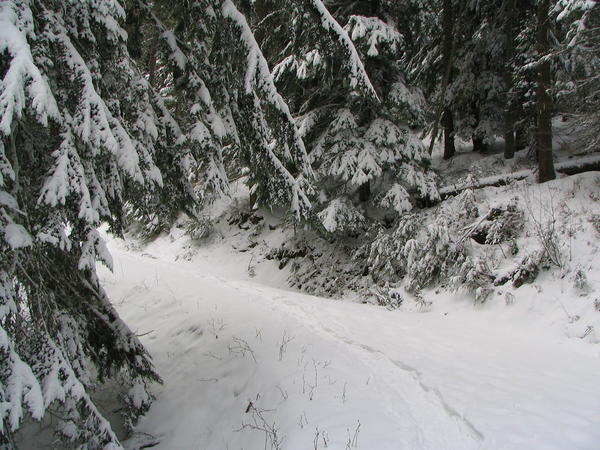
[1,0,599,447]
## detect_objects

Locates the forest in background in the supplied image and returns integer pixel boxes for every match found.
[1,0,599,447]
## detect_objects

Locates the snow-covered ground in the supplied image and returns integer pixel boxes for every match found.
[97,226,600,450]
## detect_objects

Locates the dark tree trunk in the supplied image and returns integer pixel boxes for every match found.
[369,0,381,15]
[441,0,454,81]
[358,181,371,202]
[145,33,160,88]
[536,0,556,183]
[515,122,528,150]
[442,108,455,159]
[125,3,143,59]
[471,102,488,153]
[428,0,455,156]
[473,135,488,153]
[503,0,516,159]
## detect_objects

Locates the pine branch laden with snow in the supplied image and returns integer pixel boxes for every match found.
[0,0,163,446]
[257,1,437,228]
[218,0,313,219]
[317,198,365,234]
[234,91,312,219]
[120,0,229,231]
[344,15,403,57]
[306,0,378,100]
[315,109,438,228]
[555,0,596,46]
[554,1,600,153]
[268,0,378,104]
[132,0,313,222]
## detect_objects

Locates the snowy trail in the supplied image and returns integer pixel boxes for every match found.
[98,240,600,450]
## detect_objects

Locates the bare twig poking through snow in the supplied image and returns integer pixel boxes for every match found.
[203,351,223,360]
[248,255,256,278]
[278,331,295,361]
[135,329,155,337]
[276,385,288,400]
[298,345,308,366]
[229,337,257,362]
[581,326,594,340]
[237,402,283,450]
[314,427,321,449]
[298,411,309,429]
[313,426,329,449]
[302,359,319,400]
[346,420,361,449]
[207,317,226,339]
[523,188,564,269]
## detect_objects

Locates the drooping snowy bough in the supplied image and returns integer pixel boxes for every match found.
[259,0,438,234]
[1,0,316,445]
[0,1,165,447]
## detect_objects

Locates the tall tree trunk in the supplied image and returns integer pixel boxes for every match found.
[125,3,143,60]
[515,119,528,150]
[536,0,556,183]
[442,108,455,159]
[471,102,488,153]
[145,33,160,88]
[503,0,516,159]
[428,0,455,156]
[358,180,371,202]
[473,135,488,153]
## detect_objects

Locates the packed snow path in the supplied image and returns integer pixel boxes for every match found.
[98,239,600,450]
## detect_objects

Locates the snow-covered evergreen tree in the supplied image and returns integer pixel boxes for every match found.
[126,0,312,228]
[448,0,506,153]
[121,0,222,236]
[254,0,438,234]
[0,0,170,446]
[0,0,318,443]
[405,0,510,155]
[554,0,600,152]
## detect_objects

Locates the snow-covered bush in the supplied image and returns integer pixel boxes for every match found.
[366,189,481,294]
[589,214,600,234]
[368,284,405,309]
[316,198,365,235]
[264,231,371,298]
[366,188,527,300]
[125,202,176,241]
[452,257,495,303]
[523,192,565,269]
[467,200,524,245]
[288,242,364,297]
[403,220,467,292]
[185,216,215,242]
[367,215,418,281]
[482,203,524,245]
[495,249,546,288]
[572,267,590,294]
[444,186,480,223]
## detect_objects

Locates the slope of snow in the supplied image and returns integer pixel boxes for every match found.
[97,230,600,450]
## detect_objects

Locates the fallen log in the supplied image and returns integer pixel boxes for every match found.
[440,154,600,199]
